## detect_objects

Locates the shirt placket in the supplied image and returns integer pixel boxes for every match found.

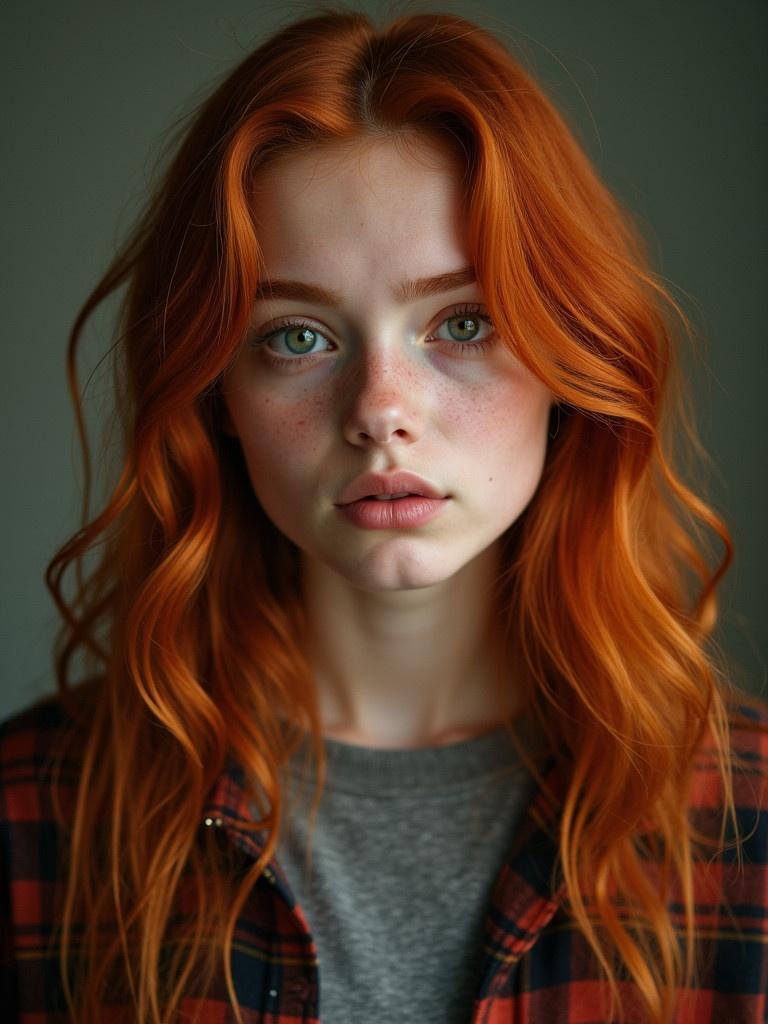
[201,782,321,1021]
[471,759,568,1023]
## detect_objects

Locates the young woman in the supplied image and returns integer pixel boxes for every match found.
[1,7,766,1023]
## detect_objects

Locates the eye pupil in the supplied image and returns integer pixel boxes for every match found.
[287,327,317,353]
[448,316,479,341]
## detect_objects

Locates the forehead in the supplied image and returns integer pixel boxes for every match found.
[247,134,470,286]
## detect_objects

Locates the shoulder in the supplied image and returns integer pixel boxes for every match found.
[688,692,768,872]
[690,692,768,793]
[726,692,768,749]
[726,692,768,824]
[0,685,97,829]
[723,692,768,800]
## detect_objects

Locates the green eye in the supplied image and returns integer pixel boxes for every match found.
[284,327,318,354]
[446,316,481,342]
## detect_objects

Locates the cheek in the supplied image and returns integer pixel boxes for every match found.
[226,386,329,490]
[446,374,551,463]
[460,382,551,530]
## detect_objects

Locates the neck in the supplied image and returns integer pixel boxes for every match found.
[299,541,518,749]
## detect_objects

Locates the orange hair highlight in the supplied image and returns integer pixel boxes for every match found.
[44,6,764,1022]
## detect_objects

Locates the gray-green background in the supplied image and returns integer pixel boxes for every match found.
[2,1,766,721]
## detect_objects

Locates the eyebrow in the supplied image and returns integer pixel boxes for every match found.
[252,265,477,305]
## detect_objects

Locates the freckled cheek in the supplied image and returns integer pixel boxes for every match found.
[234,392,329,484]
[445,380,546,450]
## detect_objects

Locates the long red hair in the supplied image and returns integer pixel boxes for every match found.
[45,6,762,1022]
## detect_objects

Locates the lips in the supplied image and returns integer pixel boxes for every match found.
[335,470,447,505]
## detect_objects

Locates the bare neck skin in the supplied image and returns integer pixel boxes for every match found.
[301,539,512,749]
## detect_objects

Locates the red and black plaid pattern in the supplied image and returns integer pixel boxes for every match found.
[2,693,766,1022]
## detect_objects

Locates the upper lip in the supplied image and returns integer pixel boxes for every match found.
[335,471,448,505]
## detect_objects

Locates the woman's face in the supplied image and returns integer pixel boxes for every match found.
[220,134,555,592]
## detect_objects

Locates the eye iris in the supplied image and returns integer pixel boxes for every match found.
[448,316,479,342]
[286,327,317,354]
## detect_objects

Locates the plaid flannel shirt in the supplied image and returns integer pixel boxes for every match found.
[1,692,766,1022]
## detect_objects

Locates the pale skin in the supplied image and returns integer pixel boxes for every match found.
[220,132,556,749]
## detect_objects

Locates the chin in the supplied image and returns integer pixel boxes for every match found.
[333,545,471,593]
[348,572,451,594]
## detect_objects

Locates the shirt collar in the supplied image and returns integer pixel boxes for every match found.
[202,744,569,926]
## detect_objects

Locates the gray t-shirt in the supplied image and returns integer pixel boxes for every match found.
[270,719,539,1024]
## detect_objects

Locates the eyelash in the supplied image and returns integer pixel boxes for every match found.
[248,303,495,369]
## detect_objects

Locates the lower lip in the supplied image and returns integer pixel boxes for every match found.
[336,496,449,529]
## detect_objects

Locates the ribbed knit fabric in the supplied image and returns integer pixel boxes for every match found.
[271,719,539,1023]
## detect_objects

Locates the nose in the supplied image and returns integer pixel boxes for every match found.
[340,347,424,448]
